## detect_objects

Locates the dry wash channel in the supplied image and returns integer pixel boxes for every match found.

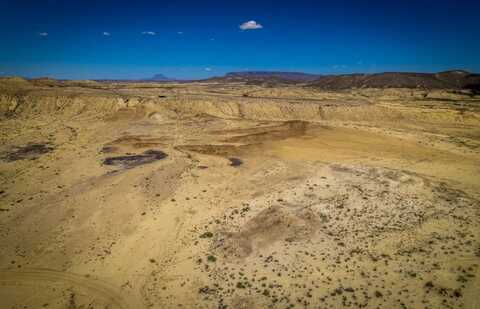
[0,79,479,309]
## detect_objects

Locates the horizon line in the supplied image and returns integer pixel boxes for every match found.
[1,68,477,82]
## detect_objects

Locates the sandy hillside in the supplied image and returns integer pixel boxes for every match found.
[0,80,479,309]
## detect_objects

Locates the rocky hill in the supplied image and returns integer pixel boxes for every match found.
[308,71,480,90]
[207,70,480,91]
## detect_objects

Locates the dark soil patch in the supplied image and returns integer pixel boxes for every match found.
[228,157,243,167]
[100,146,118,153]
[103,149,167,168]
[2,143,53,161]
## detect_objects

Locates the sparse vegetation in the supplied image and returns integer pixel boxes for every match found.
[0,78,479,309]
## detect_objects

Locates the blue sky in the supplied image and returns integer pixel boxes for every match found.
[0,0,479,79]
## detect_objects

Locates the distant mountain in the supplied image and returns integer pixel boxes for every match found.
[207,71,322,85]
[205,70,479,91]
[308,71,480,90]
[148,74,174,81]
[96,74,176,83]
[225,71,322,81]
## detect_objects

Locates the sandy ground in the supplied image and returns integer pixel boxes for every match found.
[0,80,479,308]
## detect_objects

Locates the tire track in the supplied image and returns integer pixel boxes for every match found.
[0,268,142,309]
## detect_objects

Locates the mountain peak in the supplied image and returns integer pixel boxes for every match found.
[149,74,172,81]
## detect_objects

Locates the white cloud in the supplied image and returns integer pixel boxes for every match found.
[239,20,263,30]
[142,31,156,35]
[205,67,212,71]
[103,32,111,36]
[39,32,48,36]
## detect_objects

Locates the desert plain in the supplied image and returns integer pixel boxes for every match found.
[0,77,479,308]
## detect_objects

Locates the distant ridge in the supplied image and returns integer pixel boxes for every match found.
[308,71,480,90]
[226,71,322,81]
[2,70,479,92]
[92,74,177,83]
[207,71,321,84]
[207,70,480,91]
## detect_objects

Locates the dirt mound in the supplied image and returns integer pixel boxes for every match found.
[102,135,169,153]
[0,76,30,84]
[29,78,63,87]
[214,205,321,259]
[175,122,309,160]
[223,121,308,144]
[176,144,246,157]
